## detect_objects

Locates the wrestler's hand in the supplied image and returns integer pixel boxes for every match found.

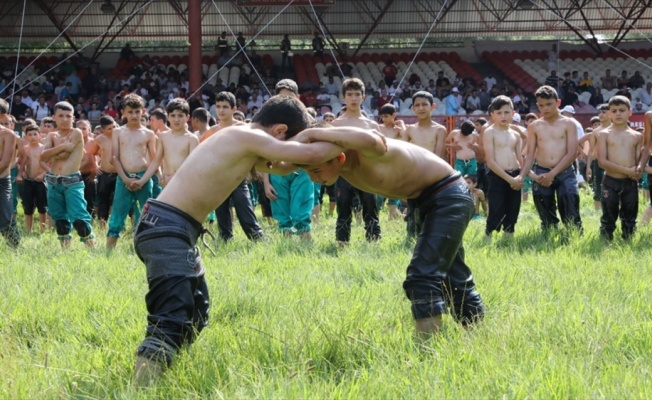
[510,176,524,190]
[15,174,23,183]
[629,166,642,181]
[264,182,278,201]
[124,178,138,191]
[95,168,103,176]
[586,167,592,181]
[159,176,168,187]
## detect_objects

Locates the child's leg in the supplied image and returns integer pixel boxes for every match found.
[620,180,639,240]
[107,178,133,248]
[64,181,94,247]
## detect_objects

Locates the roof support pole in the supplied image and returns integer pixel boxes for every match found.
[188,0,202,93]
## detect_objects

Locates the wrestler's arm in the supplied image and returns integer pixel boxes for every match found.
[519,123,538,180]
[0,131,16,171]
[250,134,344,165]
[294,127,387,157]
[138,133,163,184]
[547,121,578,179]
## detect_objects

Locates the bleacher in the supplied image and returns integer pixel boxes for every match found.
[293,51,483,116]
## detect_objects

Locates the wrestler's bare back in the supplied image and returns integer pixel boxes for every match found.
[158,125,341,223]
[340,138,455,199]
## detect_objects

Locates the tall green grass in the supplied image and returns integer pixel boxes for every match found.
[1,191,651,398]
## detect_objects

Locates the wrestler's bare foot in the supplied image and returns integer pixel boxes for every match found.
[60,239,71,249]
[134,356,164,387]
[415,316,442,339]
[299,231,312,241]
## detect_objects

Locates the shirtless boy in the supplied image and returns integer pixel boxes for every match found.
[133,96,344,385]
[201,91,263,241]
[0,99,20,247]
[472,117,488,193]
[446,120,479,176]
[329,78,381,243]
[106,94,156,249]
[597,96,642,240]
[578,104,610,210]
[147,109,169,198]
[464,174,487,219]
[403,90,447,237]
[77,119,97,217]
[377,103,405,220]
[404,91,447,158]
[295,126,485,337]
[41,101,94,248]
[483,96,523,239]
[19,124,50,233]
[519,86,582,232]
[87,116,119,229]
[138,98,198,194]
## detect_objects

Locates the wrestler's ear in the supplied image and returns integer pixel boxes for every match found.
[336,152,346,164]
[271,124,288,139]
[556,99,561,107]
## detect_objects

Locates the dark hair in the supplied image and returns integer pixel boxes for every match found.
[54,101,74,113]
[379,104,397,116]
[305,107,317,118]
[590,116,600,125]
[192,107,210,123]
[608,95,631,110]
[475,117,487,125]
[166,97,190,115]
[215,91,236,108]
[597,103,609,112]
[41,116,55,127]
[525,113,538,122]
[275,79,298,95]
[150,108,167,123]
[460,120,475,136]
[99,115,115,127]
[233,110,245,121]
[0,98,8,114]
[342,78,365,95]
[123,93,145,109]
[252,95,311,139]
[24,124,39,134]
[464,174,478,184]
[412,90,434,105]
[534,85,559,100]
[488,95,514,113]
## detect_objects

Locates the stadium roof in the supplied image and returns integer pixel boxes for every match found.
[1,0,652,57]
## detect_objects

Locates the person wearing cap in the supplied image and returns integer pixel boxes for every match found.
[445,87,461,115]
[262,79,317,240]
[519,85,582,233]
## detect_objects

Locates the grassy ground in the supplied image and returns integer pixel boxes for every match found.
[1,190,652,399]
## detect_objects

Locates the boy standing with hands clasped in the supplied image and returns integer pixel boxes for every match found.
[483,95,523,239]
[597,95,642,240]
[106,94,156,249]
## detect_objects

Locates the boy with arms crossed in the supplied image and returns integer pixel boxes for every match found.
[106,94,156,249]
[201,91,263,241]
[483,96,524,239]
[133,96,344,385]
[295,126,485,338]
[0,99,20,247]
[597,96,642,240]
[519,86,582,232]
[330,78,381,243]
[41,101,94,248]
[87,116,118,230]
[19,124,49,233]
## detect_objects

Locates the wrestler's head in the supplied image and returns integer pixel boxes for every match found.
[301,152,347,186]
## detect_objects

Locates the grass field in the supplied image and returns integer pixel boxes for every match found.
[2,191,652,399]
